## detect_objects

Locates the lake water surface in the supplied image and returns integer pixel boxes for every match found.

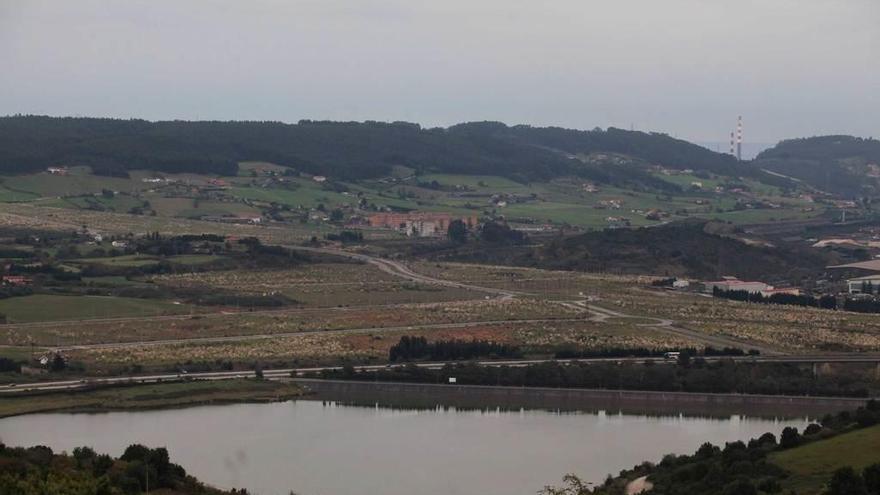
[0,400,807,495]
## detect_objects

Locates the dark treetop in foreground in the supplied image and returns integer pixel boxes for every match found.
[0,443,251,494]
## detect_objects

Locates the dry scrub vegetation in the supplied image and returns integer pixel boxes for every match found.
[1,298,585,346]
[68,319,700,367]
[418,263,880,353]
[149,263,484,306]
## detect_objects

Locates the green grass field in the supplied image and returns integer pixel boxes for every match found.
[73,254,160,267]
[150,197,261,218]
[0,294,192,323]
[419,173,528,191]
[81,276,147,287]
[0,184,40,202]
[167,254,228,265]
[0,346,41,364]
[770,425,880,494]
[1,171,138,197]
[231,180,360,208]
[0,165,827,232]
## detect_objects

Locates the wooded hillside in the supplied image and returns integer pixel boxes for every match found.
[0,116,745,188]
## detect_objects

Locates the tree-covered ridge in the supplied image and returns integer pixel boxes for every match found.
[0,443,247,494]
[755,135,880,196]
[758,136,880,163]
[0,116,741,188]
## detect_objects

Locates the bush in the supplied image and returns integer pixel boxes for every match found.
[721,478,757,495]
[779,427,801,449]
[863,463,880,494]
[828,467,867,495]
[0,357,20,373]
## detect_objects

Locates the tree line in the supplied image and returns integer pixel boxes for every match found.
[713,287,880,315]
[553,346,755,360]
[316,359,878,397]
[389,336,522,362]
[712,287,838,309]
[843,298,880,314]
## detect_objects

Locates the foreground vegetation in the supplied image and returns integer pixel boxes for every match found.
[544,401,880,495]
[771,424,880,494]
[0,443,244,494]
[0,379,303,418]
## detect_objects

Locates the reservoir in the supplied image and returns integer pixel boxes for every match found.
[0,398,808,495]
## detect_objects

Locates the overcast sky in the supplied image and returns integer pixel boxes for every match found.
[1,0,877,143]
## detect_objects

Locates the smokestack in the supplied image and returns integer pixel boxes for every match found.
[730,131,735,156]
[736,116,743,161]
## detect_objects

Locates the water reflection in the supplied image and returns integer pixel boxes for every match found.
[318,399,801,423]
[0,399,809,495]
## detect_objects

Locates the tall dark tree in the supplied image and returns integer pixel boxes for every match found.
[447,219,468,244]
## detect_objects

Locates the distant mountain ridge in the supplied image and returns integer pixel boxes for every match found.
[0,116,746,191]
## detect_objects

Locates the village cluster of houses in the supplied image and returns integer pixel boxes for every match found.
[828,260,880,294]
[696,260,880,298]
[701,277,801,297]
[1,275,32,286]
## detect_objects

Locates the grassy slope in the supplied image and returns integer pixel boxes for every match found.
[0,294,193,323]
[0,184,40,201]
[2,172,135,197]
[0,379,304,418]
[0,164,824,229]
[770,424,880,494]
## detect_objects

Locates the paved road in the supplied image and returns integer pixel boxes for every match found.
[287,245,518,298]
[4,354,880,395]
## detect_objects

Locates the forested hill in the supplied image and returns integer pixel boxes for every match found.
[509,220,830,282]
[754,135,880,196]
[0,116,743,185]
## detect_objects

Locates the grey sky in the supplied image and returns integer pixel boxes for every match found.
[1,0,878,143]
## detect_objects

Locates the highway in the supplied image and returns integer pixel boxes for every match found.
[3,353,880,395]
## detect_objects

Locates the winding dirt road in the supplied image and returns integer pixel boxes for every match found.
[292,246,782,354]
[1,245,780,354]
